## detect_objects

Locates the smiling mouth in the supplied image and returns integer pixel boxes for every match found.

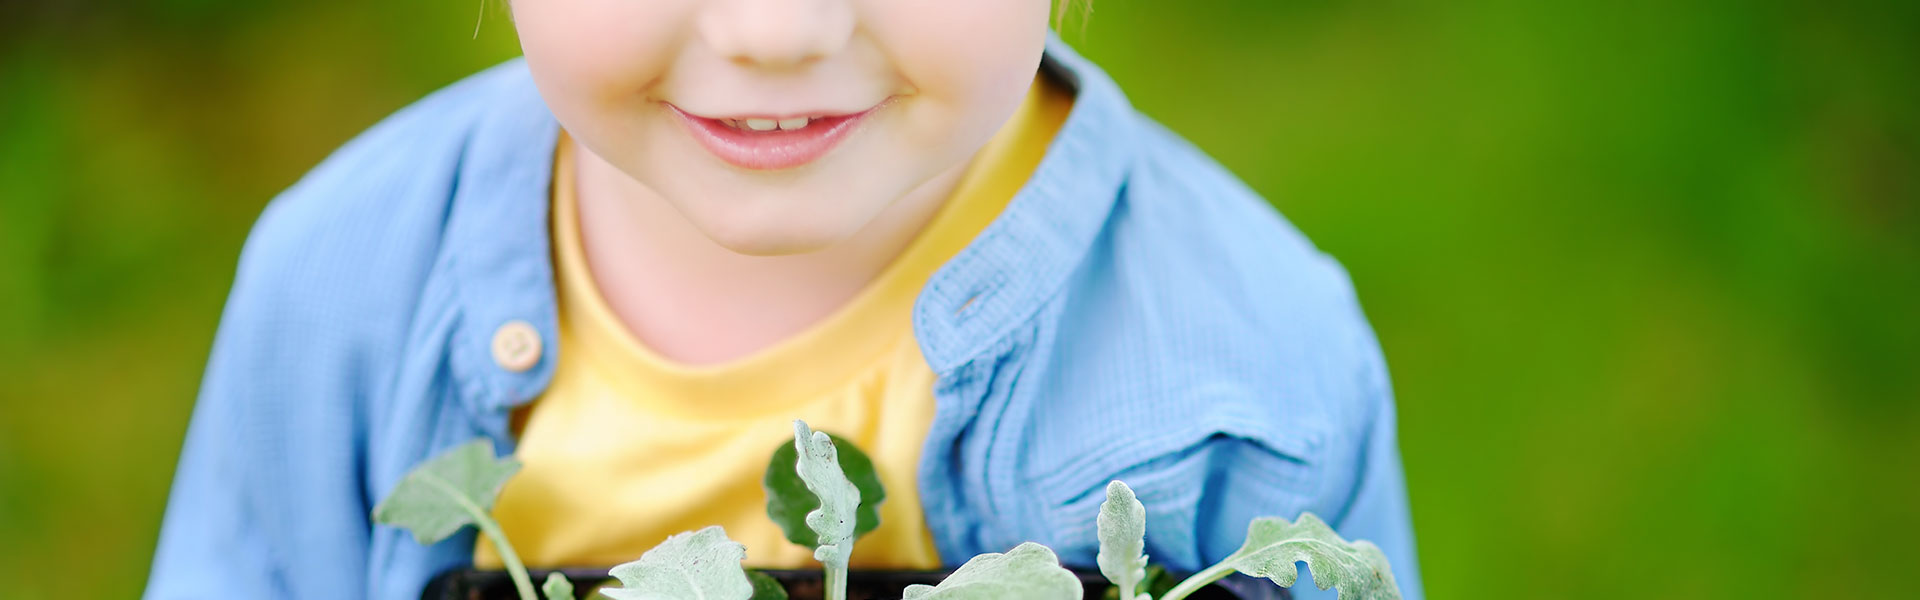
[669,103,885,171]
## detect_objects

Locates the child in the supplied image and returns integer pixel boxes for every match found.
[146,2,1423,599]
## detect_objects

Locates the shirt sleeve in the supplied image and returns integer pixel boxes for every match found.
[1295,346,1425,600]
[1210,342,1423,600]
[142,325,282,598]
[1203,298,1424,600]
[143,197,377,600]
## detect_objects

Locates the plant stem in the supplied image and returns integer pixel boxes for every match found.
[1159,562,1237,600]
[473,512,540,600]
[433,476,539,600]
[825,563,847,600]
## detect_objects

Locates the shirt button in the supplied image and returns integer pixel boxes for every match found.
[491,320,543,373]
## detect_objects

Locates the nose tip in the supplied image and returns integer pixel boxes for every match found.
[700,0,854,70]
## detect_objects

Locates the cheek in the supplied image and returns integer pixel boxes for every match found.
[513,0,691,120]
[868,0,1052,136]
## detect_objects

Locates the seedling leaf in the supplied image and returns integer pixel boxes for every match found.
[1095,481,1149,600]
[791,420,861,600]
[746,569,790,600]
[1220,513,1401,600]
[899,542,1084,600]
[790,421,860,564]
[601,526,754,600]
[764,430,885,548]
[1105,565,1177,600]
[541,572,574,599]
[373,438,537,600]
[372,438,521,546]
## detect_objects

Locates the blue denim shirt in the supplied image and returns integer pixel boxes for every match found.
[145,37,1423,600]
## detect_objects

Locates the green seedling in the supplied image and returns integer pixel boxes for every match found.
[372,439,539,600]
[1096,480,1149,600]
[773,420,1080,600]
[763,428,886,549]
[542,572,575,600]
[1103,565,1178,600]
[788,421,862,600]
[900,542,1084,599]
[372,423,1077,600]
[375,424,1398,600]
[601,420,1082,600]
[1096,481,1403,600]
[601,526,756,600]
[746,569,791,600]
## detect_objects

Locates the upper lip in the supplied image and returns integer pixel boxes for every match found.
[668,98,891,122]
[673,105,851,121]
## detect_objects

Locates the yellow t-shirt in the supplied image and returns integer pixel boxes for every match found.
[476,73,1072,571]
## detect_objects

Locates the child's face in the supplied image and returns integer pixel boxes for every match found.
[512,0,1052,255]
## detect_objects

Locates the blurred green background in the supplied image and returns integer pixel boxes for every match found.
[2,0,1915,598]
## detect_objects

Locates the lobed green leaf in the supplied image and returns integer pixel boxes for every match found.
[601,526,754,600]
[1221,513,1402,600]
[763,430,885,549]
[900,542,1084,600]
[790,420,861,568]
[371,439,521,546]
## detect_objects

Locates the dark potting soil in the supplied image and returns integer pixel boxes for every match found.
[423,567,1280,600]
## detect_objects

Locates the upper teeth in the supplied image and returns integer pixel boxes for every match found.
[738,117,812,131]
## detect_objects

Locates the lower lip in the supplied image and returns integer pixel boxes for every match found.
[670,104,878,171]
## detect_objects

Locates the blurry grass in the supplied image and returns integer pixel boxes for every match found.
[1074,1,1918,597]
[0,4,525,599]
[1,1,1915,599]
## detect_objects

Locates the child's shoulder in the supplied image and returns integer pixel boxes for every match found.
[1094,112,1373,356]
[1127,116,1358,301]
[1042,40,1366,340]
[966,89,1391,560]
[1018,89,1386,476]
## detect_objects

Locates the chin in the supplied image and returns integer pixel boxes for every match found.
[693,205,857,257]
[710,231,839,257]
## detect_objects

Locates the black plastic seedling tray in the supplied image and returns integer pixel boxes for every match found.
[423,566,1280,600]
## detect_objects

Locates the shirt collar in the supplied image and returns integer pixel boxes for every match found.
[910,35,1137,372]
[443,65,563,421]
[443,33,1135,418]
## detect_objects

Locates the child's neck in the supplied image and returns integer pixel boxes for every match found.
[570,136,967,366]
